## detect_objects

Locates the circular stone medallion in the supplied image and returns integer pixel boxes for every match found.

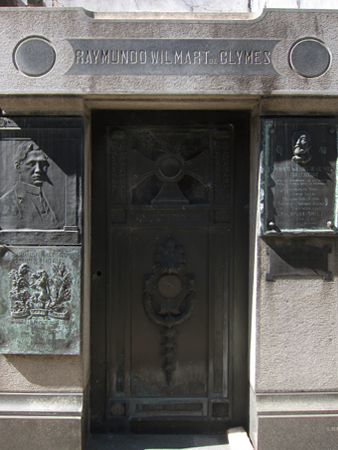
[14,36,56,77]
[289,38,331,78]
[157,275,183,299]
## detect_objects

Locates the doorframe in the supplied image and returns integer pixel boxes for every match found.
[90,108,250,433]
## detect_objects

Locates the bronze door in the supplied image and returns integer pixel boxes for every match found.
[91,111,249,434]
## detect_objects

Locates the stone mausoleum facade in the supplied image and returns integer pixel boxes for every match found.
[1,3,338,449]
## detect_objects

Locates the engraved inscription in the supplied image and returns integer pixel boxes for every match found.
[273,163,333,227]
[9,262,72,320]
[67,39,279,76]
[74,48,271,67]
[261,119,337,232]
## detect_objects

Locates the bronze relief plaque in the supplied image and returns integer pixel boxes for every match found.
[261,118,338,234]
[0,117,82,245]
[0,246,81,354]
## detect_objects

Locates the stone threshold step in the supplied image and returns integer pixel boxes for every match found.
[87,434,230,450]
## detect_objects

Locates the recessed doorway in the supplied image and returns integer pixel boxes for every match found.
[90,110,249,434]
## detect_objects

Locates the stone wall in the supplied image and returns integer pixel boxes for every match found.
[16,0,338,12]
[0,7,338,450]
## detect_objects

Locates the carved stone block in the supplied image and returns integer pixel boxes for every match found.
[0,246,81,354]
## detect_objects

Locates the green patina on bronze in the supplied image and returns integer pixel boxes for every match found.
[0,246,81,354]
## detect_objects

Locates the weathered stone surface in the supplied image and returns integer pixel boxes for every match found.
[0,6,337,450]
[0,416,82,450]
[255,393,338,449]
[24,0,338,12]
[0,354,83,391]
[0,9,337,95]
[41,0,250,13]
[289,38,331,78]
[258,415,338,450]
[14,36,56,76]
[0,246,81,354]
[0,392,83,415]
[227,427,254,450]
[253,0,338,10]
[255,238,338,392]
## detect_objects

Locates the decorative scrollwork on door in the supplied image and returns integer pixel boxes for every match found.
[143,238,196,385]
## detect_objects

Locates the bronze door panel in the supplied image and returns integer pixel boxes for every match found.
[91,111,249,434]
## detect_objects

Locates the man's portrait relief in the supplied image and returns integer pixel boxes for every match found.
[292,131,312,165]
[0,118,82,233]
[0,140,58,229]
[0,138,68,230]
